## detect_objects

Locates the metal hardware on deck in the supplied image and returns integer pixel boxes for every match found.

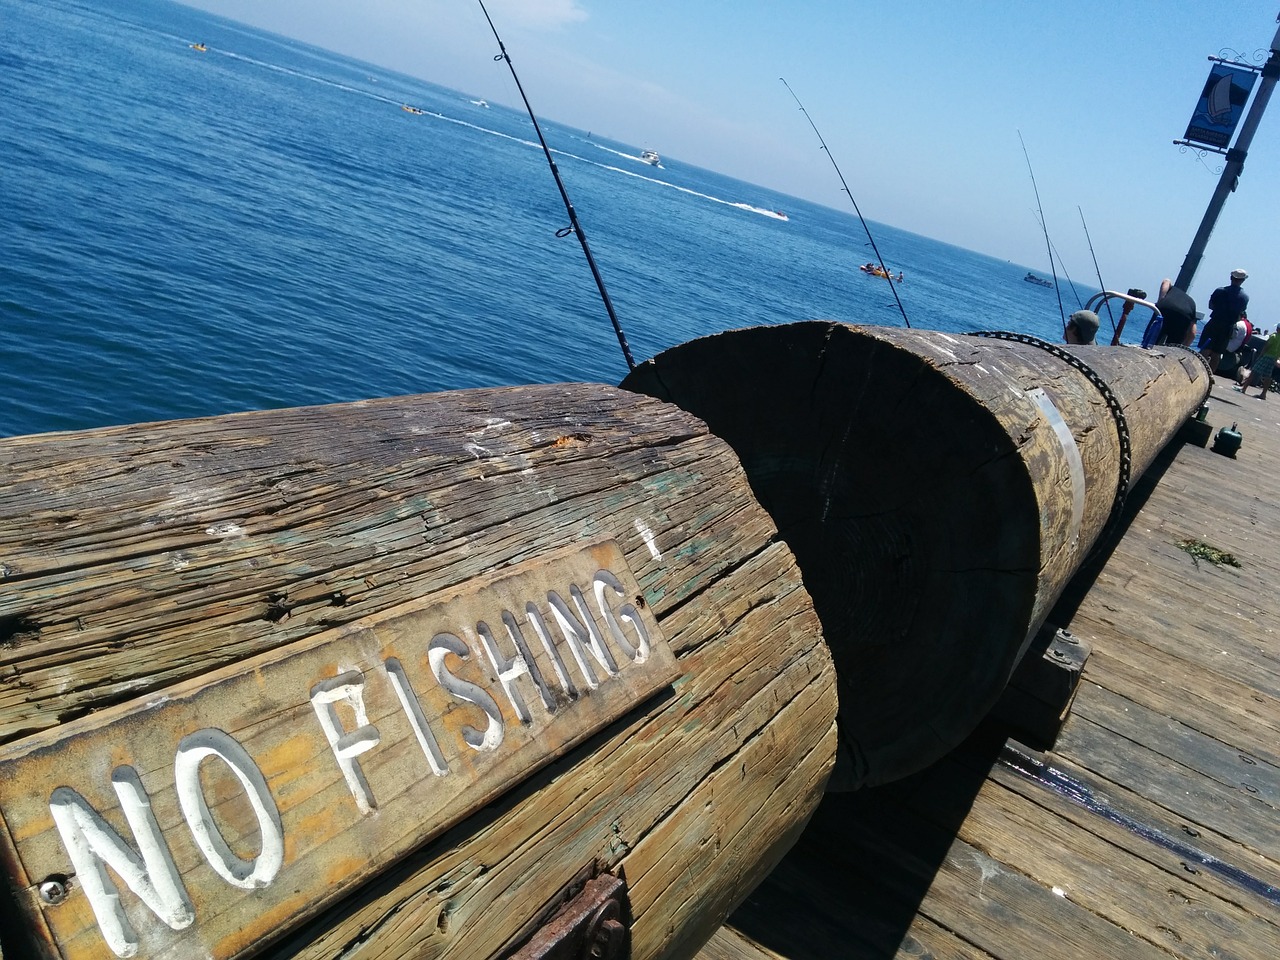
[506,874,630,960]
[991,625,1091,749]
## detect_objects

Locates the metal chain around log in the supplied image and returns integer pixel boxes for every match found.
[622,321,1211,790]
[970,330,1133,551]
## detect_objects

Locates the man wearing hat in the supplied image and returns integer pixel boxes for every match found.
[1064,309,1100,345]
[1200,269,1250,374]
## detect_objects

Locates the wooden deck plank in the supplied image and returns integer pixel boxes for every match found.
[1053,714,1277,854]
[1081,645,1280,768]
[944,775,1280,959]
[1070,682,1280,805]
[985,749,1280,922]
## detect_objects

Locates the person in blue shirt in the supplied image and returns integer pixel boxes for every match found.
[1199,269,1250,373]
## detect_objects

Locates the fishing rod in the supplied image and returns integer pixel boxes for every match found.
[1054,244,1085,312]
[1017,130,1067,334]
[475,0,635,369]
[1032,210,1084,310]
[780,78,910,328]
[1078,206,1118,337]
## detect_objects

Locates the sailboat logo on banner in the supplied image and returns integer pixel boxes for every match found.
[1184,62,1258,149]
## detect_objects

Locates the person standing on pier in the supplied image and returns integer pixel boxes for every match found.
[1238,328,1280,399]
[1199,269,1250,373]
[1154,279,1197,346]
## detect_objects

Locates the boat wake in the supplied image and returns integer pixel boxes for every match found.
[183,40,784,224]
[737,205,788,221]
[588,143,662,168]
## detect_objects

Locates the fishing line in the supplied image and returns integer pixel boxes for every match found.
[1018,130,1067,334]
[780,78,910,328]
[1078,206,1118,336]
[475,0,635,369]
[1032,211,1084,310]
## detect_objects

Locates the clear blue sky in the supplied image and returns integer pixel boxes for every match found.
[183,1,1280,322]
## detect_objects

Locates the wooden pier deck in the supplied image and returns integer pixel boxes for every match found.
[698,372,1280,960]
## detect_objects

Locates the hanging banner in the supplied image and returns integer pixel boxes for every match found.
[1184,62,1258,148]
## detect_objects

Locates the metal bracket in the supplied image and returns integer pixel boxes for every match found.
[504,873,630,960]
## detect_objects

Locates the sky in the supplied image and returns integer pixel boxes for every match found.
[181,1,1280,321]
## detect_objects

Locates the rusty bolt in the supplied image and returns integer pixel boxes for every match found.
[583,898,627,960]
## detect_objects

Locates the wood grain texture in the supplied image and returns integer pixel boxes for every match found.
[0,384,838,960]
[622,323,1209,787]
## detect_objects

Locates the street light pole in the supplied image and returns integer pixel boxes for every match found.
[1174,16,1280,292]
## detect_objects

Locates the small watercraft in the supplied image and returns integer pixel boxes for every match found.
[640,149,661,166]
[190,42,207,52]
[401,104,424,115]
[470,99,489,108]
[859,263,904,281]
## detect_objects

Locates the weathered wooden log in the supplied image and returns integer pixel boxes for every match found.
[621,322,1210,789]
[0,384,838,960]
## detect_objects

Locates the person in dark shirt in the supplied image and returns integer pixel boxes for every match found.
[1153,279,1198,346]
[1199,269,1250,373]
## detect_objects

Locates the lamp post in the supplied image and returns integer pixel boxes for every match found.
[1174,16,1280,292]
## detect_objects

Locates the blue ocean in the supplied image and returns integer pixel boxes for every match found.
[3,0,1106,440]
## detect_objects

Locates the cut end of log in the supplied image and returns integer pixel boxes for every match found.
[624,321,1208,789]
[624,323,1042,787]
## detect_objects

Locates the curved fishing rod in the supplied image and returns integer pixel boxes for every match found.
[476,0,635,369]
[1078,206,1118,336]
[780,78,910,328]
[1017,130,1067,334]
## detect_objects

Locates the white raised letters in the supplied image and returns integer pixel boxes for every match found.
[428,633,505,751]
[548,586,620,690]
[21,549,670,960]
[310,671,382,813]
[174,729,283,890]
[476,613,555,723]
[527,600,579,699]
[385,657,450,776]
[49,768,194,958]
[593,569,651,663]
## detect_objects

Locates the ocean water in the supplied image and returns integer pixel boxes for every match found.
[2,0,1104,440]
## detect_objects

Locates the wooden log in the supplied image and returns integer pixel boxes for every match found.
[621,322,1210,788]
[0,384,838,960]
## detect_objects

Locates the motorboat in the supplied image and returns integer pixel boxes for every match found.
[640,149,661,166]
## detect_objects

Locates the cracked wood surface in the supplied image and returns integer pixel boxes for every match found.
[0,384,838,960]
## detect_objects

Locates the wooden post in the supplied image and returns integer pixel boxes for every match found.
[0,384,837,960]
[622,322,1210,789]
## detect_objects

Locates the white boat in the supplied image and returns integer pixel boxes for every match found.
[640,149,661,166]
